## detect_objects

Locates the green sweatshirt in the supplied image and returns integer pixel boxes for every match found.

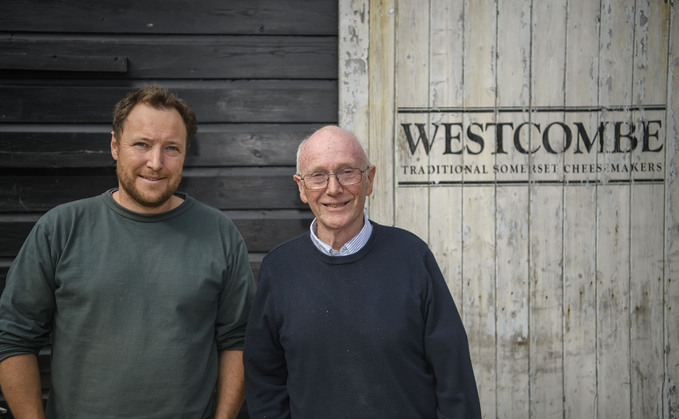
[0,190,256,419]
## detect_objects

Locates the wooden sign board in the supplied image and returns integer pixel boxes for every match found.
[339,1,677,417]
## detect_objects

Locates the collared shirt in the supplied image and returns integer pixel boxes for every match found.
[309,213,372,256]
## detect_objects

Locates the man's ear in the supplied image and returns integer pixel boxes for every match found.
[110,131,119,161]
[293,174,309,204]
[365,165,376,197]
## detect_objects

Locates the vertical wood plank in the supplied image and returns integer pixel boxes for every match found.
[630,184,665,417]
[368,0,396,225]
[494,0,531,417]
[562,0,600,416]
[339,0,370,142]
[494,187,529,419]
[562,185,598,416]
[461,187,496,418]
[665,5,679,416]
[528,192,564,417]
[528,0,567,416]
[629,2,669,417]
[462,0,497,415]
[598,1,634,416]
[597,186,632,418]
[395,0,430,241]
[428,0,464,305]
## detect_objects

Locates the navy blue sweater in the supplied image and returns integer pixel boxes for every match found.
[244,222,481,419]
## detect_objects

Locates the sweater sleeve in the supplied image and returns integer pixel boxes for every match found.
[216,223,257,351]
[243,263,291,419]
[0,223,57,361]
[421,249,482,419]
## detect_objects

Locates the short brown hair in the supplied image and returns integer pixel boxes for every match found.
[112,84,198,147]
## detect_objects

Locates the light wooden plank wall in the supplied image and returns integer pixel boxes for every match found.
[339,1,677,417]
[666,5,679,419]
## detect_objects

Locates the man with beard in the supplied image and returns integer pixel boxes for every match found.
[0,85,256,419]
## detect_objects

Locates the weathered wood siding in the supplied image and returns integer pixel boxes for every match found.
[0,0,338,416]
[340,1,677,417]
[0,0,338,281]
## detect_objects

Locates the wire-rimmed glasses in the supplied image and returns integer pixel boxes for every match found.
[300,167,369,190]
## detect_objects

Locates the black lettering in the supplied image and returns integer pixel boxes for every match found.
[442,123,464,154]
[614,122,637,153]
[401,123,439,155]
[642,120,663,152]
[543,122,572,154]
[514,122,541,154]
[466,123,484,155]
[574,122,606,153]
[486,122,513,155]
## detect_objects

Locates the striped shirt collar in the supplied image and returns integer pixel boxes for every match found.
[309,213,372,256]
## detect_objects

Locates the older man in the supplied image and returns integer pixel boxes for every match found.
[244,125,481,418]
[0,85,256,419]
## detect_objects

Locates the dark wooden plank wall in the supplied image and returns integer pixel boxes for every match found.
[0,1,338,416]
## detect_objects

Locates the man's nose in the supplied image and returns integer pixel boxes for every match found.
[147,147,163,170]
[326,173,343,194]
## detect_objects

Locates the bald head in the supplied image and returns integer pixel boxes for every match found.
[293,125,376,249]
[296,126,370,176]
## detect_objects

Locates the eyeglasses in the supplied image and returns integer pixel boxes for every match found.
[300,167,369,190]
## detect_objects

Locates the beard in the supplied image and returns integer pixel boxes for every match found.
[116,164,182,210]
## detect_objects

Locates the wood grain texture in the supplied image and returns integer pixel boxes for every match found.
[1,2,338,417]
[428,0,465,307]
[629,2,668,417]
[665,4,679,418]
[0,0,338,35]
[562,2,599,417]
[340,1,676,417]
[0,81,337,124]
[460,1,498,414]
[338,0,370,141]
[0,169,305,212]
[494,1,531,417]
[394,0,429,242]
[528,1,567,417]
[597,1,634,417]
[0,35,336,79]
[367,0,396,226]
[0,124,321,168]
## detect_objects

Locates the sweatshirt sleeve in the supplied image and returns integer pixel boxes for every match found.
[421,249,482,419]
[243,263,291,419]
[0,222,57,361]
[216,222,257,351]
